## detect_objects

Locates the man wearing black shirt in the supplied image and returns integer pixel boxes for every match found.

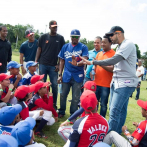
[0,26,12,73]
[35,20,65,108]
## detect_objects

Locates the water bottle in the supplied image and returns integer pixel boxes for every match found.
[58,83,62,93]
[91,68,95,81]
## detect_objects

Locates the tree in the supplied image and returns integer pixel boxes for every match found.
[65,40,69,44]
[135,44,141,59]
[86,41,94,50]
[141,52,147,68]
[80,38,87,45]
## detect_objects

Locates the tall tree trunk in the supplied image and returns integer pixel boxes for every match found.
[15,35,18,49]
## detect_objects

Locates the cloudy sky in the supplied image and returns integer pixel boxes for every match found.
[1,0,147,54]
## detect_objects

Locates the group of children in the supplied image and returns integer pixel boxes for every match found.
[0,61,147,147]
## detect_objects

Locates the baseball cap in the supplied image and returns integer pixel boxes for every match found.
[25,29,34,37]
[80,90,97,112]
[0,135,18,147]
[84,81,97,92]
[0,73,13,81]
[49,20,58,27]
[11,117,36,146]
[34,81,49,93]
[31,74,44,84]
[137,100,147,111]
[0,104,22,126]
[0,63,2,66]
[14,84,36,99]
[7,61,22,70]
[105,26,124,35]
[93,142,110,147]
[70,29,81,36]
[26,61,38,69]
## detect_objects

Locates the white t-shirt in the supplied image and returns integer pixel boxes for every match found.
[112,39,138,89]
[136,66,144,81]
[26,142,46,147]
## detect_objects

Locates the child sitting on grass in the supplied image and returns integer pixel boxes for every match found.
[22,61,38,85]
[7,61,22,89]
[0,73,15,106]
[103,99,147,147]
[28,81,58,138]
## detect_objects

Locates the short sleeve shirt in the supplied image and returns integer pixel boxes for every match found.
[136,66,144,82]
[112,39,138,89]
[19,39,38,62]
[58,42,89,83]
[86,49,102,79]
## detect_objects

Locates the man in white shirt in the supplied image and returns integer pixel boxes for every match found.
[135,60,144,100]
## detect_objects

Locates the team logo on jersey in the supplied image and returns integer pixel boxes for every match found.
[0,128,11,135]
[137,128,142,133]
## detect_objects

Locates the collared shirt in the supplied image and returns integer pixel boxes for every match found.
[58,42,89,83]
[136,66,144,82]
[22,71,38,85]
[112,39,138,89]
[0,38,12,73]
[86,48,103,79]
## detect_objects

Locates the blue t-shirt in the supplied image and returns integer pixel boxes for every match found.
[58,42,89,83]
[22,72,37,85]
[19,39,38,62]
[86,48,103,79]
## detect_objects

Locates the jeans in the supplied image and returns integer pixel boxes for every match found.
[81,77,91,93]
[95,86,110,117]
[136,81,141,99]
[39,64,58,104]
[108,83,135,134]
[59,78,82,115]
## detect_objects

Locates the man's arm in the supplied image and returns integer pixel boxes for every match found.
[13,74,22,89]
[35,47,42,62]
[100,65,114,73]
[20,53,26,75]
[57,58,65,84]
[8,45,12,62]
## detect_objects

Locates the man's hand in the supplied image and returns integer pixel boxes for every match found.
[79,55,91,65]
[57,76,62,84]
[122,126,128,133]
[9,84,14,90]
[60,120,70,127]
[55,65,59,72]
[40,110,44,116]
[54,117,58,122]
[17,73,22,81]
[48,92,53,96]
[133,122,138,127]
[68,55,77,66]
[21,67,27,76]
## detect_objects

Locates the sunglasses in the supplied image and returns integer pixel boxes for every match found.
[71,36,79,39]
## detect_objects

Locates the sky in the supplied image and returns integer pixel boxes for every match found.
[1,0,147,54]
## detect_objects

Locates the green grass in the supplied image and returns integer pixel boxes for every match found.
[12,52,147,147]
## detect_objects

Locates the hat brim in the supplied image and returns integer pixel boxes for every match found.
[26,33,34,37]
[39,74,44,80]
[105,31,114,36]
[13,104,22,114]
[4,75,13,80]
[137,100,147,110]
[43,82,49,87]
[14,64,22,69]
[50,25,58,27]
[27,63,38,69]
[25,117,36,129]
[70,35,80,36]
[28,84,35,93]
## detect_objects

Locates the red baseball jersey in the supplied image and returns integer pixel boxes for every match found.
[69,113,108,147]
[132,120,147,147]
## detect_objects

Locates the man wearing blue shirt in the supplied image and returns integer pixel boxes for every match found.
[58,29,88,118]
[84,36,102,83]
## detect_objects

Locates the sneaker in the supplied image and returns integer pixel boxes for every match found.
[35,131,48,139]
[135,97,139,100]
[70,119,76,124]
[58,114,64,118]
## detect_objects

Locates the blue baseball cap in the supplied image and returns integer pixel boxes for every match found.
[0,135,18,147]
[93,142,110,147]
[70,29,81,36]
[26,61,38,69]
[11,117,36,146]
[0,104,22,126]
[7,61,22,70]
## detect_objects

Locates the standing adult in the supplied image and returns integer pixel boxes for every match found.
[35,20,65,108]
[79,26,138,134]
[0,26,12,73]
[95,36,115,117]
[135,60,144,100]
[84,36,102,83]
[20,29,38,75]
[57,29,88,118]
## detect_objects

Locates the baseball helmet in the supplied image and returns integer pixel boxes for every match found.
[70,29,81,36]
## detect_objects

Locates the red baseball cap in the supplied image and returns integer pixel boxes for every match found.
[14,85,35,99]
[31,74,44,84]
[84,81,96,92]
[0,73,13,82]
[80,90,97,112]
[34,81,49,93]
[0,63,2,66]
[137,100,147,111]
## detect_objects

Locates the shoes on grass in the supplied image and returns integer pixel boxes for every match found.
[35,131,48,139]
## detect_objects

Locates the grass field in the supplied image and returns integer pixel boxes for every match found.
[12,52,147,147]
